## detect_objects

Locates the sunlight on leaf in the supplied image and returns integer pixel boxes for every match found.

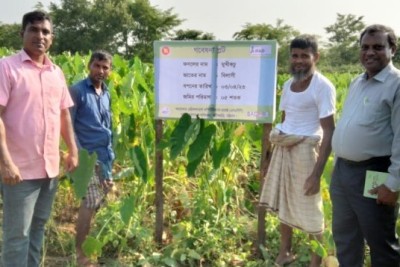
[310,239,328,258]
[120,195,135,225]
[82,236,102,258]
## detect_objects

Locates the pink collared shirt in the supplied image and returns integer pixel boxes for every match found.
[0,50,73,179]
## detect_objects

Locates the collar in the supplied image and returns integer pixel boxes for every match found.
[19,49,52,67]
[363,63,393,83]
[84,77,108,93]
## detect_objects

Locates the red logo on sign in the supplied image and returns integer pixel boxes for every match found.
[161,46,170,55]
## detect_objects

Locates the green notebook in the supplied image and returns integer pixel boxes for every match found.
[363,170,388,199]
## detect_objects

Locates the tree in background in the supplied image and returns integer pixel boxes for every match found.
[233,19,299,43]
[49,0,181,62]
[0,2,48,52]
[172,29,215,40]
[393,37,400,65]
[126,0,181,61]
[0,23,21,50]
[324,13,365,69]
[2,5,397,70]
[233,19,300,73]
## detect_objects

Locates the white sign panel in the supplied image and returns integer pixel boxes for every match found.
[154,41,277,123]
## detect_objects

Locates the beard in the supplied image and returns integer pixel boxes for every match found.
[290,65,314,82]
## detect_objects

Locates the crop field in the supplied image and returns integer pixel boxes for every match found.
[0,48,398,266]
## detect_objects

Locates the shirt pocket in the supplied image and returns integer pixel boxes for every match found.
[358,102,388,126]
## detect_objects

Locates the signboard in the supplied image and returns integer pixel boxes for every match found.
[154,40,277,123]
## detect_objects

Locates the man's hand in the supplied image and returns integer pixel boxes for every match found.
[304,174,320,196]
[369,184,399,206]
[63,151,79,172]
[1,161,22,185]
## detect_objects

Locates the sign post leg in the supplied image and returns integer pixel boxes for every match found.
[256,123,273,256]
[155,119,164,246]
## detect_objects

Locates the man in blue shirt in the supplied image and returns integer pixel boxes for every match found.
[70,50,114,267]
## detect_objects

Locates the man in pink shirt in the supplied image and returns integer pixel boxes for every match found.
[0,10,78,267]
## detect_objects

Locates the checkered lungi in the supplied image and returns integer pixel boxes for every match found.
[259,128,324,234]
[83,164,109,210]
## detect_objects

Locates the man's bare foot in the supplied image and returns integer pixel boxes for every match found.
[275,252,296,266]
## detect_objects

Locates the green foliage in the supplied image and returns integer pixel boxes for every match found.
[130,145,148,182]
[233,19,300,73]
[69,149,97,198]
[212,139,231,169]
[233,19,299,43]
[120,195,135,225]
[82,236,103,258]
[324,13,366,67]
[187,124,217,171]
[173,29,215,40]
[167,114,226,177]
[126,0,182,61]
[49,0,182,61]
[323,72,354,117]
[325,13,365,45]
[169,113,192,160]
[393,37,400,67]
[0,23,21,50]
[2,48,396,266]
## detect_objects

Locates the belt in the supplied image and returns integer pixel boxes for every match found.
[339,156,391,166]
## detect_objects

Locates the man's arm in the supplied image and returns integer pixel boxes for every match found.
[370,86,400,205]
[304,114,335,195]
[60,108,79,172]
[0,106,22,185]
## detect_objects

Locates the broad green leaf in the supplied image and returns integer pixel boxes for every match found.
[112,54,125,70]
[127,114,136,142]
[162,258,178,267]
[188,249,201,260]
[186,157,202,177]
[170,113,192,160]
[69,149,97,199]
[310,240,328,258]
[121,73,135,98]
[241,142,252,161]
[258,245,269,261]
[113,167,135,180]
[135,71,150,94]
[130,146,148,182]
[184,117,201,145]
[156,139,170,151]
[120,195,135,225]
[117,96,133,114]
[82,236,102,258]
[212,139,231,169]
[245,123,263,141]
[187,124,216,162]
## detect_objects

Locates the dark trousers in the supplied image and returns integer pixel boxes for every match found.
[330,157,400,267]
